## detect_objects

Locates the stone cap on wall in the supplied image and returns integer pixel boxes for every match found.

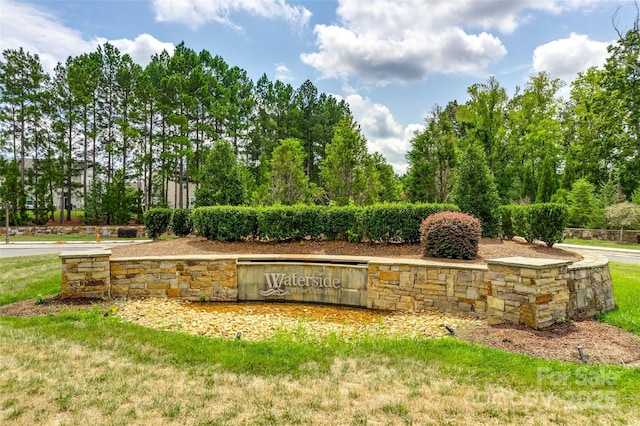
[60,248,112,259]
[485,257,573,269]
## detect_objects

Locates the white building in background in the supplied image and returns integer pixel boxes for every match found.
[13,158,195,211]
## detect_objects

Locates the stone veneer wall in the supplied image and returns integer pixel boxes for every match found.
[61,249,112,299]
[564,228,640,243]
[110,256,237,301]
[366,260,487,315]
[1,225,147,237]
[60,251,614,329]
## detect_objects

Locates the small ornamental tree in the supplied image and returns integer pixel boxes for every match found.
[451,142,501,237]
[420,211,482,260]
[605,202,640,241]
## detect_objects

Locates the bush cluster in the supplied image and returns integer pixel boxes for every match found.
[191,203,459,243]
[419,211,482,260]
[116,227,138,238]
[143,208,172,240]
[171,208,193,237]
[497,205,520,240]
[501,203,568,247]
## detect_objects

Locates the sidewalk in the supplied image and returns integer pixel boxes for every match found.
[556,243,640,255]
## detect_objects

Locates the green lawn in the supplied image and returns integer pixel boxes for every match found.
[598,262,640,335]
[563,238,640,251]
[0,254,60,306]
[0,256,638,424]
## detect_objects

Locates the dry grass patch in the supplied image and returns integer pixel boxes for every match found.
[0,319,636,426]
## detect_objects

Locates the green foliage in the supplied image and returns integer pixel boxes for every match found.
[420,211,482,260]
[267,138,309,205]
[143,208,172,240]
[451,142,501,237]
[359,204,459,243]
[567,178,602,228]
[195,140,246,207]
[324,205,360,241]
[632,187,640,205]
[511,205,535,243]
[497,205,521,240]
[320,116,378,206]
[190,203,455,243]
[192,206,257,242]
[405,104,458,203]
[170,208,193,237]
[0,160,29,226]
[507,203,568,246]
[256,205,326,241]
[605,202,640,236]
[535,155,557,203]
[83,178,105,225]
[528,203,569,247]
[598,175,619,207]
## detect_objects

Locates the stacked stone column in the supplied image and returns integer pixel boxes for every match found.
[60,249,111,299]
[485,257,571,328]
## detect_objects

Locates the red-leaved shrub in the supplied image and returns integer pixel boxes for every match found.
[419,211,482,260]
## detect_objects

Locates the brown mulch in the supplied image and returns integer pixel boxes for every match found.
[109,237,583,264]
[3,238,639,366]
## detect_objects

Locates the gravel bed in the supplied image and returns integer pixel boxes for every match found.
[115,299,484,341]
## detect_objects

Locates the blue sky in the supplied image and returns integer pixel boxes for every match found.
[1,0,635,173]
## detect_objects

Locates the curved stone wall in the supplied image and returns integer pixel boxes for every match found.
[60,251,614,330]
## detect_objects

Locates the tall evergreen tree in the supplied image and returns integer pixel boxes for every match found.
[194,140,246,206]
[451,142,501,237]
[320,116,378,205]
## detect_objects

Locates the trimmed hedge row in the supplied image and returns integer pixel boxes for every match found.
[498,203,568,247]
[192,203,459,243]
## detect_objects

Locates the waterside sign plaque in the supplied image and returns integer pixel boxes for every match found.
[237,262,367,307]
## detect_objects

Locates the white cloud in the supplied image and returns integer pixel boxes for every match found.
[152,0,311,31]
[274,64,295,83]
[0,0,93,72]
[345,94,423,174]
[0,0,174,72]
[300,0,601,85]
[532,33,612,83]
[96,34,175,66]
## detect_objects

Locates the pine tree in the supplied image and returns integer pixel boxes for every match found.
[451,142,501,237]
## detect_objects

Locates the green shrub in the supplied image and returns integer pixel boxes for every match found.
[324,206,360,241]
[506,203,568,246]
[192,206,257,241]
[511,205,535,243]
[256,205,326,241]
[451,142,501,237]
[143,208,172,240]
[420,211,482,260]
[529,203,568,247]
[171,208,193,237]
[498,205,518,240]
[359,203,459,243]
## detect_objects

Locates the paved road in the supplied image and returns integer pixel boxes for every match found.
[2,241,640,264]
[0,241,145,258]
[556,244,640,265]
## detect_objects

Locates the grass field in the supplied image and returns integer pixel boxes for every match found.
[0,256,638,425]
[563,238,640,251]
